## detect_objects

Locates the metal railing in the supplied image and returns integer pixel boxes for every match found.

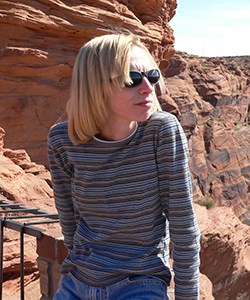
[0,199,60,300]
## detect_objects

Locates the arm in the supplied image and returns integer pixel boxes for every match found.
[156,115,200,299]
[48,130,77,251]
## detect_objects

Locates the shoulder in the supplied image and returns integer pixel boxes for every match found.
[150,110,178,124]
[145,111,181,132]
[48,121,71,146]
[141,111,187,147]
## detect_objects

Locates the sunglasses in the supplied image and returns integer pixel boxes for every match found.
[125,69,160,88]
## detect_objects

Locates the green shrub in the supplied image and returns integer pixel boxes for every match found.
[198,197,215,209]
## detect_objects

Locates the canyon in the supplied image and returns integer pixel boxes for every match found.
[0,0,249,299]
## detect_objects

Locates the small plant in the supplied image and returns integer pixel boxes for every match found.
[201,233,220,248]
[198,197,215,209]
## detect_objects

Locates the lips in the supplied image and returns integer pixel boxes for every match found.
[135,100,153,107]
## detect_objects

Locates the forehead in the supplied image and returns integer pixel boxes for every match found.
[130,45,153,70]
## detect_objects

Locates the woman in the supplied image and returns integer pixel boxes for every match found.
[48,33,200,300]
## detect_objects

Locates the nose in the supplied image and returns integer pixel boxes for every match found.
[138,77,154,94]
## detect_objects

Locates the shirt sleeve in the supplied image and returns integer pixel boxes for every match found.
[47,130,77,251]
[156,114,201,299]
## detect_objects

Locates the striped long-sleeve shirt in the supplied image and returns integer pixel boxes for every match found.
[47,111,200,299]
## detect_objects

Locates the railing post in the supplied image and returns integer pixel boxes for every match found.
[0,200,59,299]
[0,219,4,300]
[20,226,25,300]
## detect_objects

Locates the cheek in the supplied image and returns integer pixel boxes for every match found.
[109,89,134,106]
[107,92,125,113]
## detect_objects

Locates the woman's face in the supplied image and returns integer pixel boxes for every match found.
[107,46,157,128]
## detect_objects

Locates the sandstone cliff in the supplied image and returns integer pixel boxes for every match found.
[0,127,57,299]
[0,0,176,166]
[163,53,250,224]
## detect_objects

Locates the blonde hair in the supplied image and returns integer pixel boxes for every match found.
[67,33,164,145]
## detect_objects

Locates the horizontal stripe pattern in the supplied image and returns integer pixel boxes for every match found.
[48,111,200,299]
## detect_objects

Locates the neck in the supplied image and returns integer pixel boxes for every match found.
[97,121,137,141]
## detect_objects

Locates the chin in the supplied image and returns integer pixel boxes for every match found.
[137,110,153,122]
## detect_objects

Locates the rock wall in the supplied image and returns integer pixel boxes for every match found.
[0,126,56,299]
[0,0,176,165]
[163,53,250,224]
[195,204,250,300]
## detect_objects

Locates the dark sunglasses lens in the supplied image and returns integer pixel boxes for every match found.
[128,71,142,87]
[147,69,160,84]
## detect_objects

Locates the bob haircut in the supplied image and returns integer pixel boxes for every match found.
[66,33,164,145]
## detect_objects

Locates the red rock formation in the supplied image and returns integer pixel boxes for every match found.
[0,0,176,166]
[0,126,56,299]
[195,204,250,300]
[164,53,250,224]
[0,126,53,201]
